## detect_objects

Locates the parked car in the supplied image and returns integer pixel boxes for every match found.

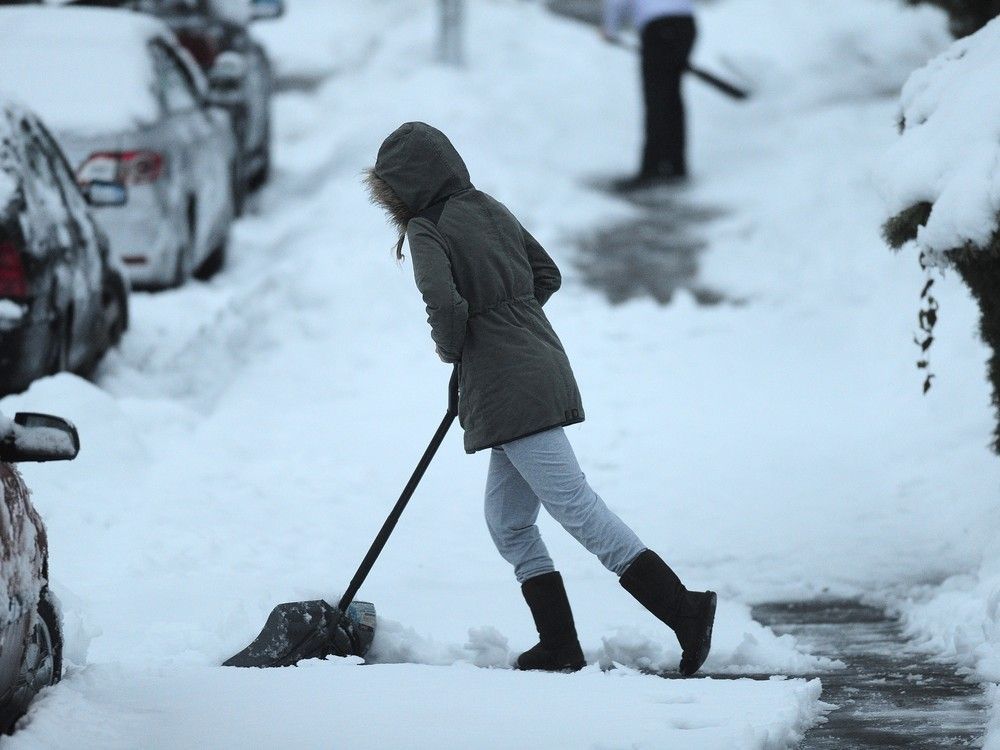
[64,0,284,203]
[0,411,80,734]
[0,5,238,289]
[0,100,129,396]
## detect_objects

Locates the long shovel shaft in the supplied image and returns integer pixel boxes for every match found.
[686,65,749,100]
[337,367,459,612]
[609,38,750,101]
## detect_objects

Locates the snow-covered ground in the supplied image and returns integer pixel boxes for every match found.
[3,0,998,747]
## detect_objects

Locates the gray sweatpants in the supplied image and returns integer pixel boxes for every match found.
[484,427,646,583]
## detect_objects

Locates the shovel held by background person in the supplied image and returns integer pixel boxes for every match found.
[611,37,750,100]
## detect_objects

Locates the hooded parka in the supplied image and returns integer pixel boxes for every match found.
[374,122,584,453]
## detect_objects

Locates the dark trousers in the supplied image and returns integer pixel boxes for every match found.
[640,15,697,178]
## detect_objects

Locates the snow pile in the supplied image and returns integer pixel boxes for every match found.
[899,555,1000,683]
[876,16,1000,263]
[0,7,163,135]
[0,300,26,330]
[599,601,843,676]
[5,660,827,750]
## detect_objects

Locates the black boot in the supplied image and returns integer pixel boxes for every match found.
[619,550,716,677]
[516,572,586,672]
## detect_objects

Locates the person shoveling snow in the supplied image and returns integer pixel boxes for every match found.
[365,122,717,676]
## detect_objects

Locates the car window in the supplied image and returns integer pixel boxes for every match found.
[19,119,72,248]
[32,121,101,258]
[151,42,200,114]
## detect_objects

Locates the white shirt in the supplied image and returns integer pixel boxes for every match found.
[603,0,694,36]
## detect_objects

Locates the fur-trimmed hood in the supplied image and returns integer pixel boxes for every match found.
[371,122,472,214]
[364,168,412,235]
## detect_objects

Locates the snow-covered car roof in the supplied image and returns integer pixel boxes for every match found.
[0,6,181,135]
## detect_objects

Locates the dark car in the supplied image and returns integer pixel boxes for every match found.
[0,411,80,734]
[0,100,129,396]
[65,0,284,206]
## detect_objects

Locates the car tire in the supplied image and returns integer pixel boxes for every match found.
[230,160,246,218]
[194,237,227,281]
[171,208,196,289]
[103,278,128,349]
[250,126,271,191]
[8,589,63,726]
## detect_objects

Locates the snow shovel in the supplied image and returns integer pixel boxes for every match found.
[223,365,460,668]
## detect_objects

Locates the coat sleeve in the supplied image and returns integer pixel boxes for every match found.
[407,218,469,363]
[521,224,561,307]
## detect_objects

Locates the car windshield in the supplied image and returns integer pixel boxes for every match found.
[0,11,159,135]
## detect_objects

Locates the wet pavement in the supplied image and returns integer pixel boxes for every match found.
[546,0,602,26]
[575,182,732,305]
[753,599,988,749]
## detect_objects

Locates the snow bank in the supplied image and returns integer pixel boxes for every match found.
[6,660,826,750]
[900,559,1000,682]
[876,16,1000,262]
[0,300,26,331]
[898,555,1000,746]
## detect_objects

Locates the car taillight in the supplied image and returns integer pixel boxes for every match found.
[78,151,164,186]
[176,29,219,69]
[0,241,28,300]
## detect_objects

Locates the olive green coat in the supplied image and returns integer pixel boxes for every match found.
[374,122,584,453]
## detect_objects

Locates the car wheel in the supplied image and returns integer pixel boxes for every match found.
[171,209,196,289]
[231,161,246,218]
[194,237,227,282]
[103,280,128,348]
[250,129,271,191]
[9,590,63,722]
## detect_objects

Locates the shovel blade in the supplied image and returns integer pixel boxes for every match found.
[223,599,377,668]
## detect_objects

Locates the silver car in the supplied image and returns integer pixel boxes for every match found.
[0,5,238,288]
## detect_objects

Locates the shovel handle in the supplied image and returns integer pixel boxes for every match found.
[447,363,459,417]
[337,364,459,613]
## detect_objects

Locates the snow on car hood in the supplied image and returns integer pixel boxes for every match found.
[0,7,163,136]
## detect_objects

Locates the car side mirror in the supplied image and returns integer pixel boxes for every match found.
[0,413,80,463]
[83,180,128,208]
[250,0,284,21]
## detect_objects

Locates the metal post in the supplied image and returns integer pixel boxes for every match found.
[437,0,465,66]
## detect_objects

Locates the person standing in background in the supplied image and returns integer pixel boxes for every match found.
[603,0,697,190]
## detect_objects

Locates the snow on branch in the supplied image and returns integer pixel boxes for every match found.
[877,16,1000,267]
